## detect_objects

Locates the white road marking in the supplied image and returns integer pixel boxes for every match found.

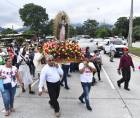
[102,67,116,90]
[31,79,39,87]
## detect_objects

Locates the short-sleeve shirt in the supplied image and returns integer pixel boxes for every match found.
[0,65,17,87]
[79,62,95,83]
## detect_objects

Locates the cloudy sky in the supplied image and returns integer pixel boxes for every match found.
[0,0,140,29]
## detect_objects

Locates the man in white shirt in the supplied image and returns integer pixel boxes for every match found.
[79,58,96,111]
[110,42,116,62]
[38,55,63,117]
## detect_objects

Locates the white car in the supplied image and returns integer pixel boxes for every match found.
[78,39,97,53]
[103,40,127,56]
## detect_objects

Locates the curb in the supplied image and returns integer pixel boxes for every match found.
[129,53,140,59]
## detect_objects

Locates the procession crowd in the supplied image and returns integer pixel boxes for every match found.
[0,41,134,117]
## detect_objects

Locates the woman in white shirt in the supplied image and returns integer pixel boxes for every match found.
[79,58,96,111]
[33,47,47,92]
[17,48,35,94]
[0,57,23,116]
[33,47,44,78]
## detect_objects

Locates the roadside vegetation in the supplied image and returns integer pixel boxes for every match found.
[129,47,140,57]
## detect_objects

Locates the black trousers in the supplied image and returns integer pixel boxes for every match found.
[47,81,60,112]
[70,62,79,72]
[118,68,131,89]
[61,65,70,87]
[93,62,101,80]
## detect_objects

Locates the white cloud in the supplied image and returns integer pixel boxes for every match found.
[0,0,140,28]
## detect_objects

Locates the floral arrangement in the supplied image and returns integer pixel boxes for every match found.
[43,40,84,63]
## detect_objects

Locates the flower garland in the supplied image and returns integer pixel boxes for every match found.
[43,40,84,63]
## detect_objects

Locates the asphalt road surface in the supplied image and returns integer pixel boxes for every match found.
[0,52,140,118]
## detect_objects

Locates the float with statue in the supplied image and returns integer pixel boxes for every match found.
[43,11,84,63]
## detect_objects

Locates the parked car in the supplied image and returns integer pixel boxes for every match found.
[103,40,127,56]
[78,39,97,53]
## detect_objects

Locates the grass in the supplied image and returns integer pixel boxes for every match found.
[129,47,140,57]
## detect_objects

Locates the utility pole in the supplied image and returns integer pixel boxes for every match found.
[128,0,133,48]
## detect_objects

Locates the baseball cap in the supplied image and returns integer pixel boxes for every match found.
[123,48,128,51]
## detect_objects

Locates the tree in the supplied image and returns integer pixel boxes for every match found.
[133,17,140,27]
[133,26,140,41]
[95,27,111,38]
[16,37,25,45]
[69,25,76,38]
[111,27,118,36]
[1,28,17,34]
[23,29,35,35]
[45,19,54,36]
[83,19,99,37]
[114,17,129,38]
[76,26,84,35]
[19,3,49,37]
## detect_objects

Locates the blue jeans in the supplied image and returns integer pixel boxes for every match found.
[1,85,16,111]
[79,82,92,107]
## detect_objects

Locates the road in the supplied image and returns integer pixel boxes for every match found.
[0,52,140,118]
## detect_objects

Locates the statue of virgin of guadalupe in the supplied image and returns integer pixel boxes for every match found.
[59,16,67,40]
[54,11,69,40]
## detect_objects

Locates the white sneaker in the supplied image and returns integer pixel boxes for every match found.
[4,111,10,116]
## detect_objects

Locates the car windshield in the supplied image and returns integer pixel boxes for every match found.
[111,40,123,45]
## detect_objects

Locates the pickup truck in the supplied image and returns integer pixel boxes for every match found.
[103,40,127,56]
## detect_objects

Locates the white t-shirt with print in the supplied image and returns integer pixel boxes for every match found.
[0,65,17,87]
[79,62,95,83]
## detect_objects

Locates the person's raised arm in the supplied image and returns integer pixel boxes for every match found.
[38,65,47,96]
